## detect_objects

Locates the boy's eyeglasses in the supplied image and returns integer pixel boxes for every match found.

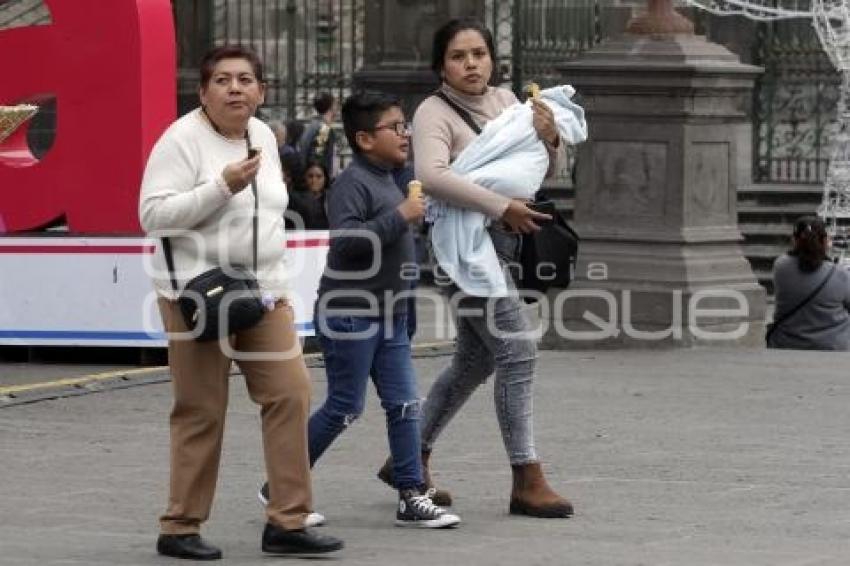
[371,122,411,136]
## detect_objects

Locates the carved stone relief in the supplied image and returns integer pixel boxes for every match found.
[690,142,730,224]
[593,141,667,219]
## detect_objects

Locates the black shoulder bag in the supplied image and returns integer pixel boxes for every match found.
[434,90,579,295]
[765,262,836,347]
[161,131,266,341]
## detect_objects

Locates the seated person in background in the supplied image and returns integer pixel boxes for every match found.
[287,161,330,230]
[768,215,850,350]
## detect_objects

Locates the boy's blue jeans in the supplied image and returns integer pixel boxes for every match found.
[309,313,424,490]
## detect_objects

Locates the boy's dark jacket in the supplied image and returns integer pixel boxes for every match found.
[316,154,415,315]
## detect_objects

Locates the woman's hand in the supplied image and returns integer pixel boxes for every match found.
[501,199,551,234]
[531,98,559,147]
[222,153,262,194]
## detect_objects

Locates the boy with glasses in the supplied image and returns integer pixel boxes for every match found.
[261,91,460,529]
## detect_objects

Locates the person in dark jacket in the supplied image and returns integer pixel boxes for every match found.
[287,161,330,230]
[299,92,337,177]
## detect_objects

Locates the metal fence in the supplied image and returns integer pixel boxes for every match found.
[489,0,600,92]
[689,10,840,184]
[751,19,839,183]
[175,0,365,121]
[491,2,841,185]
[485,1,635,184]
[1,0,841,185]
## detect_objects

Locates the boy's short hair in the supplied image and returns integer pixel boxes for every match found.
[341,91,402,154]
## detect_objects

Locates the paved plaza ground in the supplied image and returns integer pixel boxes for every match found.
[2,345,850,565]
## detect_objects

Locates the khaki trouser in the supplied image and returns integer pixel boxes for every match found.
[157,298,312,534]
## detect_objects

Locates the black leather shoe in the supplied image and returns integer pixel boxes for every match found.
[156,534,222,560]
[261,523,343,555]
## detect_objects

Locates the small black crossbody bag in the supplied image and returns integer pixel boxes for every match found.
[161,131,266,341]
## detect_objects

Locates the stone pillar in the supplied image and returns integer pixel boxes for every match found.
[546,29,767,348]
[353,0,484,117]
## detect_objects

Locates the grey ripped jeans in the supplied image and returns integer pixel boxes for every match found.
[420,223,538,465]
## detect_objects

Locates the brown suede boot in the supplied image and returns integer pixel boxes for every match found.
[376,451,453,507]
[509,462,573,518]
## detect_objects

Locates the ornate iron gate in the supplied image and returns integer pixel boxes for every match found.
[690,10,840,184]
[2,0,840,185]
[487,0,633,91]
[751,18,839,183]
[173,0,365,121]
[491,1,840,185]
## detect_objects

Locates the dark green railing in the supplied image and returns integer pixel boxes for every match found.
[752,18,839,183]
[175,0,365,121]
[2,0,840,185]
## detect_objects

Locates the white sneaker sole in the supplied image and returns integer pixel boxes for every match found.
[258,488,326,527]
[395,514,461,529]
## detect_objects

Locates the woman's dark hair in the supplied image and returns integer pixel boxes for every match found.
[431,18,496,75]
[200,45,264,87]
[303,160,330,191]
[341,90,401,154]
[313,92,336,115]
[285,119,305,147]
[790,215,829,272]
[281,152,304,190]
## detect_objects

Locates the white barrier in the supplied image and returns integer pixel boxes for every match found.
[0,231,329,347]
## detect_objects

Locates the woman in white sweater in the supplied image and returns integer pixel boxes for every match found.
[139,45,342,559]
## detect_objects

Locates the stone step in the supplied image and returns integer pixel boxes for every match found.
[738,203,820,215]
[741,243,787,259]
[738,223,793,237]
[738,183,823,196]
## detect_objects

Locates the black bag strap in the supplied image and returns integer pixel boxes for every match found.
[246,130,259,274]
[767,261,837,340]
[162,119,258,292]
[161,237,180,292]
[434,90,482,136]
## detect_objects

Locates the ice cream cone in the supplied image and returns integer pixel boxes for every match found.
[0,105,39,143]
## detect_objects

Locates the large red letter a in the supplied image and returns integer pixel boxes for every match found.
[0,0,175,234]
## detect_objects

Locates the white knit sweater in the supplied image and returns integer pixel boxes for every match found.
[139,109,290,299]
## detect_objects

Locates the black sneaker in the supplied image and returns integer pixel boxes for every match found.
[395,489,461,529]
[257,482,326,527]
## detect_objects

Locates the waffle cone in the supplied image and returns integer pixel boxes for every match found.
[407,180,422,199]
[0,105,39,143]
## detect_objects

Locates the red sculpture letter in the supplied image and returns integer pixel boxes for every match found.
[0,0,175,233]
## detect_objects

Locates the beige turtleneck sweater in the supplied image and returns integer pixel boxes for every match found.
[412,83,563,219]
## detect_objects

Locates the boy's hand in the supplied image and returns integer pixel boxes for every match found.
[398,191,425,223]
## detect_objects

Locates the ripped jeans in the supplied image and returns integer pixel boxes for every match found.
[421,224,538,464]
[309,313,423,489]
